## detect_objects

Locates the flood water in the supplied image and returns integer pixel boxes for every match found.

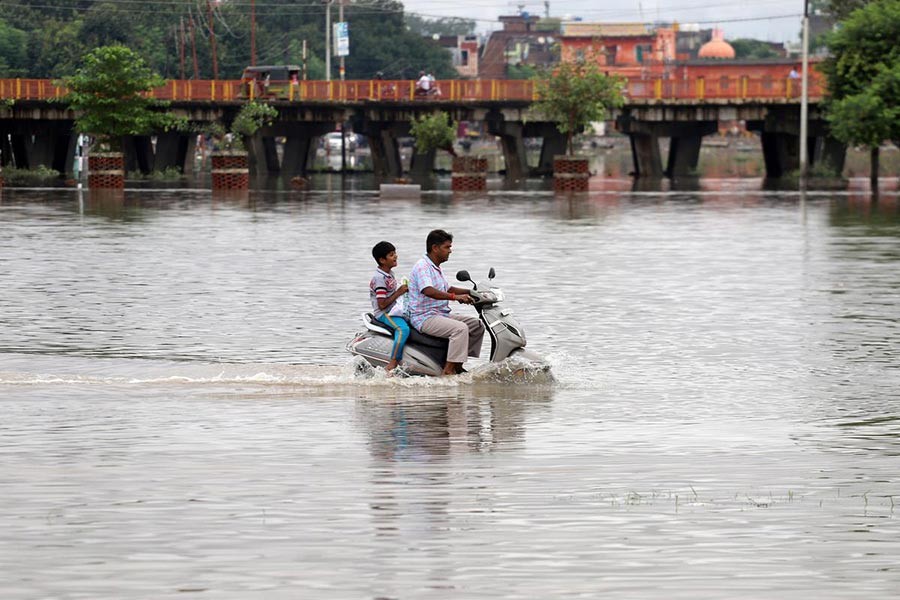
[1,178,899,598]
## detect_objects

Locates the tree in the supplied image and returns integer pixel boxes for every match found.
[730,38,780,60]
[507,63,538,79]
[533,60,625,155]
[0,18,28,77]
[404,15,476,37]
[63,45,181,151]
[824,0,872,20]
[822,0,900,189]
[229,101,278,150]
[409,111,457,155]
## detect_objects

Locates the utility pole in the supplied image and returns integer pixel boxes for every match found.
[250,0,257,66]
[207,0,218,80]
[325,0,332,81]
[189,15,200,79]
[179,18,186,79]
[338,0,345,81]
[799,0,810,185]
[302,39,308,80]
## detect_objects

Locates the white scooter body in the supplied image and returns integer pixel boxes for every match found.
[347,268,551,378]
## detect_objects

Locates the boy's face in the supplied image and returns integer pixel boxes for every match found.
[379,250,398,270]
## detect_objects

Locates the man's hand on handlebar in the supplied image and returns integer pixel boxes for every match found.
[455,293,474,304]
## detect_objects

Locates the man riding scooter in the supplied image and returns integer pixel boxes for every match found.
[406,229,484,375]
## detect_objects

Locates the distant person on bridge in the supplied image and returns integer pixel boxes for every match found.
[427,70,441,98]
[415,70,432,97]
[788,67,800,97]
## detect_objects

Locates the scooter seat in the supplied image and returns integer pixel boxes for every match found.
[364,313,447,350]
[408,326,449,350]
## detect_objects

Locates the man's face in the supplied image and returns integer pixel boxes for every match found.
[431,241,452,264]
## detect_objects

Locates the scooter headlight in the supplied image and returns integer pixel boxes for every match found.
[491,288,504,302]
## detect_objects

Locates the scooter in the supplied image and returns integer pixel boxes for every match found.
[347,268,552,379]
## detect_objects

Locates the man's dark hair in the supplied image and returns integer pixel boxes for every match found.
[426,229,453,253]
[372,240,395,262]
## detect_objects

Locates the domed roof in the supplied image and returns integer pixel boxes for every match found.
[698,29,735,59]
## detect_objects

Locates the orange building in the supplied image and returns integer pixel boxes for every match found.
[559,22,676,78]
[559,22,821,98]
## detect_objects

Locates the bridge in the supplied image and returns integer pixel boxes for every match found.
[0,76,838,181]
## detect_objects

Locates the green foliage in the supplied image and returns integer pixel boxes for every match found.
[345,1,457,79]
[230,101,278,138]
[63,45,181,150]
[535,18,562,32]
[0,165,61,184]
[822,0,900,152]
[533,61,626,155]
[0,0,456,80]
[827,72,900,147]
[507,63,539,79]
[404,15,475,36]
[730,38,780,60]
[0,18,28,76]
[127,167,184,181]
[824,0,872,20]
[409,112,456,154]
[202,102,278,152]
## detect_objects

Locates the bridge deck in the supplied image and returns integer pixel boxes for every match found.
[0,76,824,105]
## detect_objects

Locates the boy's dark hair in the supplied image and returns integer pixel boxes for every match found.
[426,229,452,253]
[372,241,395,263]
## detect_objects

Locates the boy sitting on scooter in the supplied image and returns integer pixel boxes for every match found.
[369,241,410,374]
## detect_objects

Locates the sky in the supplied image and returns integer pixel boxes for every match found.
[400,0,806,43]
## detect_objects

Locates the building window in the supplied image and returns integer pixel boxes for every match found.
[636,44,652,63]
[461,50,469,66]
[605,46,617,66]
[720,76,730,90]
[575,49,585,63]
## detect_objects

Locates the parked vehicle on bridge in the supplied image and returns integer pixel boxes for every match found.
[239,65,301,100]
[323,131,358,153]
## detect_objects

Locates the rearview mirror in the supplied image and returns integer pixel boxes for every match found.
[456,270,471,282]
[488,267,496,280]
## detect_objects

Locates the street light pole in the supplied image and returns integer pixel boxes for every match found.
[799,0,810,185]
[338,0,345,81]
[325,0,332,82]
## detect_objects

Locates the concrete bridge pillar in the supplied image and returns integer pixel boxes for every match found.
[486,116,528,180]
[754,131,846,179]
[535,128,568,176]
[812,135,847,175]
[273,123,335,176]
[629,132,664,178]
[665,122,718,178]
[747,109,847,179]
[363,123,405,180]
[0,134,12,167]
[0,120,77,175]
[617,116,663,178]
[25,124,56,169]
[10,135,29,169]
[758,131,799,178]
[409,148,436,180]
[154,132,197,175]
[123,135,155,175]
[244,134,280,175]
[3,122,76,175]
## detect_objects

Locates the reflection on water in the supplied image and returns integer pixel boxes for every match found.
[1,182,899,598]
[358,386,554,461]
